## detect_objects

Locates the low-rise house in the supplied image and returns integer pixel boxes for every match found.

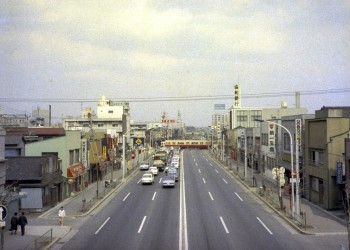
[6,156,64,212]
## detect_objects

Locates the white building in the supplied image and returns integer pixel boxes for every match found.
[63,96,131,146]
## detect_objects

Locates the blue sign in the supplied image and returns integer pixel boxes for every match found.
[336,162,343,184]
[0,205,7,221]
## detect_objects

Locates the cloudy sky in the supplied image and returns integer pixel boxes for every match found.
[1,0,349,126]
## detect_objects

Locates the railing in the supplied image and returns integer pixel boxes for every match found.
[24,228,53,250]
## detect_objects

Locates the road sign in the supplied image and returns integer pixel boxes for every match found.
[0,205,8,221]
[134,138,144,146]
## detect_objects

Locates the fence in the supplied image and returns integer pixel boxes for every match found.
[24,228,53,250]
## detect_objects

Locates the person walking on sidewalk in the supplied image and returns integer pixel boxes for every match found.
[10,212,19,235]
[18,212,28,236]
[58,207,66,226]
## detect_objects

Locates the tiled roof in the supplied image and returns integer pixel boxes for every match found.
[6,157,47,181]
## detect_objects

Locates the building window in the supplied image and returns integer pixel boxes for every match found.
[112,124,118,127]
[98,123,104,127]
[108,110,113,113]
[309,149,324,166]
[69,150,74,165]
[75,149,80,163]
[83,123,89,127]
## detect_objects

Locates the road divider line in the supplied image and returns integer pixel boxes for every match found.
[198,169,201,173]
[220,217,230,234]
[196,162,198,166]
[215,169,219,174]
[152,192,157,201]
[208,192,214,201]
[95,217,110,234]
[257,217,273,235]
[159,178,162,183]
[235,192,243,201]
[137,179,141,184]
[210,163,213,166]
[202,178,206,184]
[123,192,131,201]
[223,178,228,184]
[194,158,196,162]
[138,216,147,233]
[206,159,208,161]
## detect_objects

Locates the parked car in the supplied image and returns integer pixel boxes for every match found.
[141,173,154,185]
[162,176,175,188]
[149,166,159,176]
[139,162,151,171]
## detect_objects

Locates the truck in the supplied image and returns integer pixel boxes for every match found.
[153,150,168,171]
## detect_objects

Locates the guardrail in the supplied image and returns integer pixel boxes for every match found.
[24,228,53,250]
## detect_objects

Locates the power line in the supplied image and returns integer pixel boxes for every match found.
[0,88,349,103]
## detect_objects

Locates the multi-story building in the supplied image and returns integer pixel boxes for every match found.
[0,114,29,127]
[63,96,131,148]
[304,106,350,210]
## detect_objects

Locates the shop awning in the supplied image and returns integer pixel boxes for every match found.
[67,163,85,178]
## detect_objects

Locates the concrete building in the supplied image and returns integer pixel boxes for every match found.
[25,130,82,198]
[0,114,29,127]
[63,96,131,149]
[0,128,6,193]
[304,106,350,210]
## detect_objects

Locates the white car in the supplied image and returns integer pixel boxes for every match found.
[171,161,179,169]
[149,166,159,176]
[139,162,151,171]
[141,173,154,185]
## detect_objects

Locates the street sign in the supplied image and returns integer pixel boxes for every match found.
[133,138,144,146]
[0,205,7,221]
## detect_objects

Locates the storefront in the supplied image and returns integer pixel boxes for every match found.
[67,163,85,196]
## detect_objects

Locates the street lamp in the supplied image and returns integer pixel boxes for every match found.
[122,128,133,182]
[255,119,296,219]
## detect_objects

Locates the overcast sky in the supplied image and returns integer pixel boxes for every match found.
[1,0,349,126]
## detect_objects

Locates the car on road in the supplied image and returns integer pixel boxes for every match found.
[170,161,179,169]
[149,166,159,176]
[162,176,175,188]
[141,173,154,185]
[139,162,151,171]
[167,171,179,182]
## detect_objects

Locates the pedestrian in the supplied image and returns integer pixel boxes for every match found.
[58,207,66,226]
[18,212,28,236]
[10,212,19,235]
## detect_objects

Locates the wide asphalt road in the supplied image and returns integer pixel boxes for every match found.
[60,149,347,250]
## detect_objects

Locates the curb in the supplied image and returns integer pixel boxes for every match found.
[206,152,314,235]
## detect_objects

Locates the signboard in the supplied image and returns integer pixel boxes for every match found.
[295,119,302,152]
[233,84,241,108]
[0,205,7,221]
[162,119,175,123]
[133,137,145,147]
[81,139,88,168]
[336,162,343,184]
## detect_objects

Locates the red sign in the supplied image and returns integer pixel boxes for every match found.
[162,119,175,123]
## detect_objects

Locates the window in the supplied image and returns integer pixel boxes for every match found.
[83,123,89,127]
[75,149,80,163]
[98,123,104,127]
[108,110,113,113]
[262,133,268,146]
[69,150,74,165]
[112,123,118,127]
[309,149,324,166]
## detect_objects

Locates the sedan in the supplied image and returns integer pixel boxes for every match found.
[149,166,159,176]
[167,171,179,182]
[141,173,154,185]
[162,176,175,188]
[139,162,151,171]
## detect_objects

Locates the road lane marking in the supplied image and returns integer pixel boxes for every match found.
[137,179,141,184]
[95,217,110,234]
[159,178,162,183]
[195,162,198,166]
[138,216,147,233]
[206,159,208,161]
[194,159,196,162]
[179,151,188,250]
[152,192,157,201]
[208,192,214,201]
[123,192,131,201]
[223,178,228,184]
[198,169,201,173]
[210,163,213,166]
[235,192,243,201]
[215,169,219,174]
[257,217,273,235]
[220,217,230,234]
[202,178,206,184]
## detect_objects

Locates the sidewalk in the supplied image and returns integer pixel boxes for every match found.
[208,151,348,237]
[3,149,153,250]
